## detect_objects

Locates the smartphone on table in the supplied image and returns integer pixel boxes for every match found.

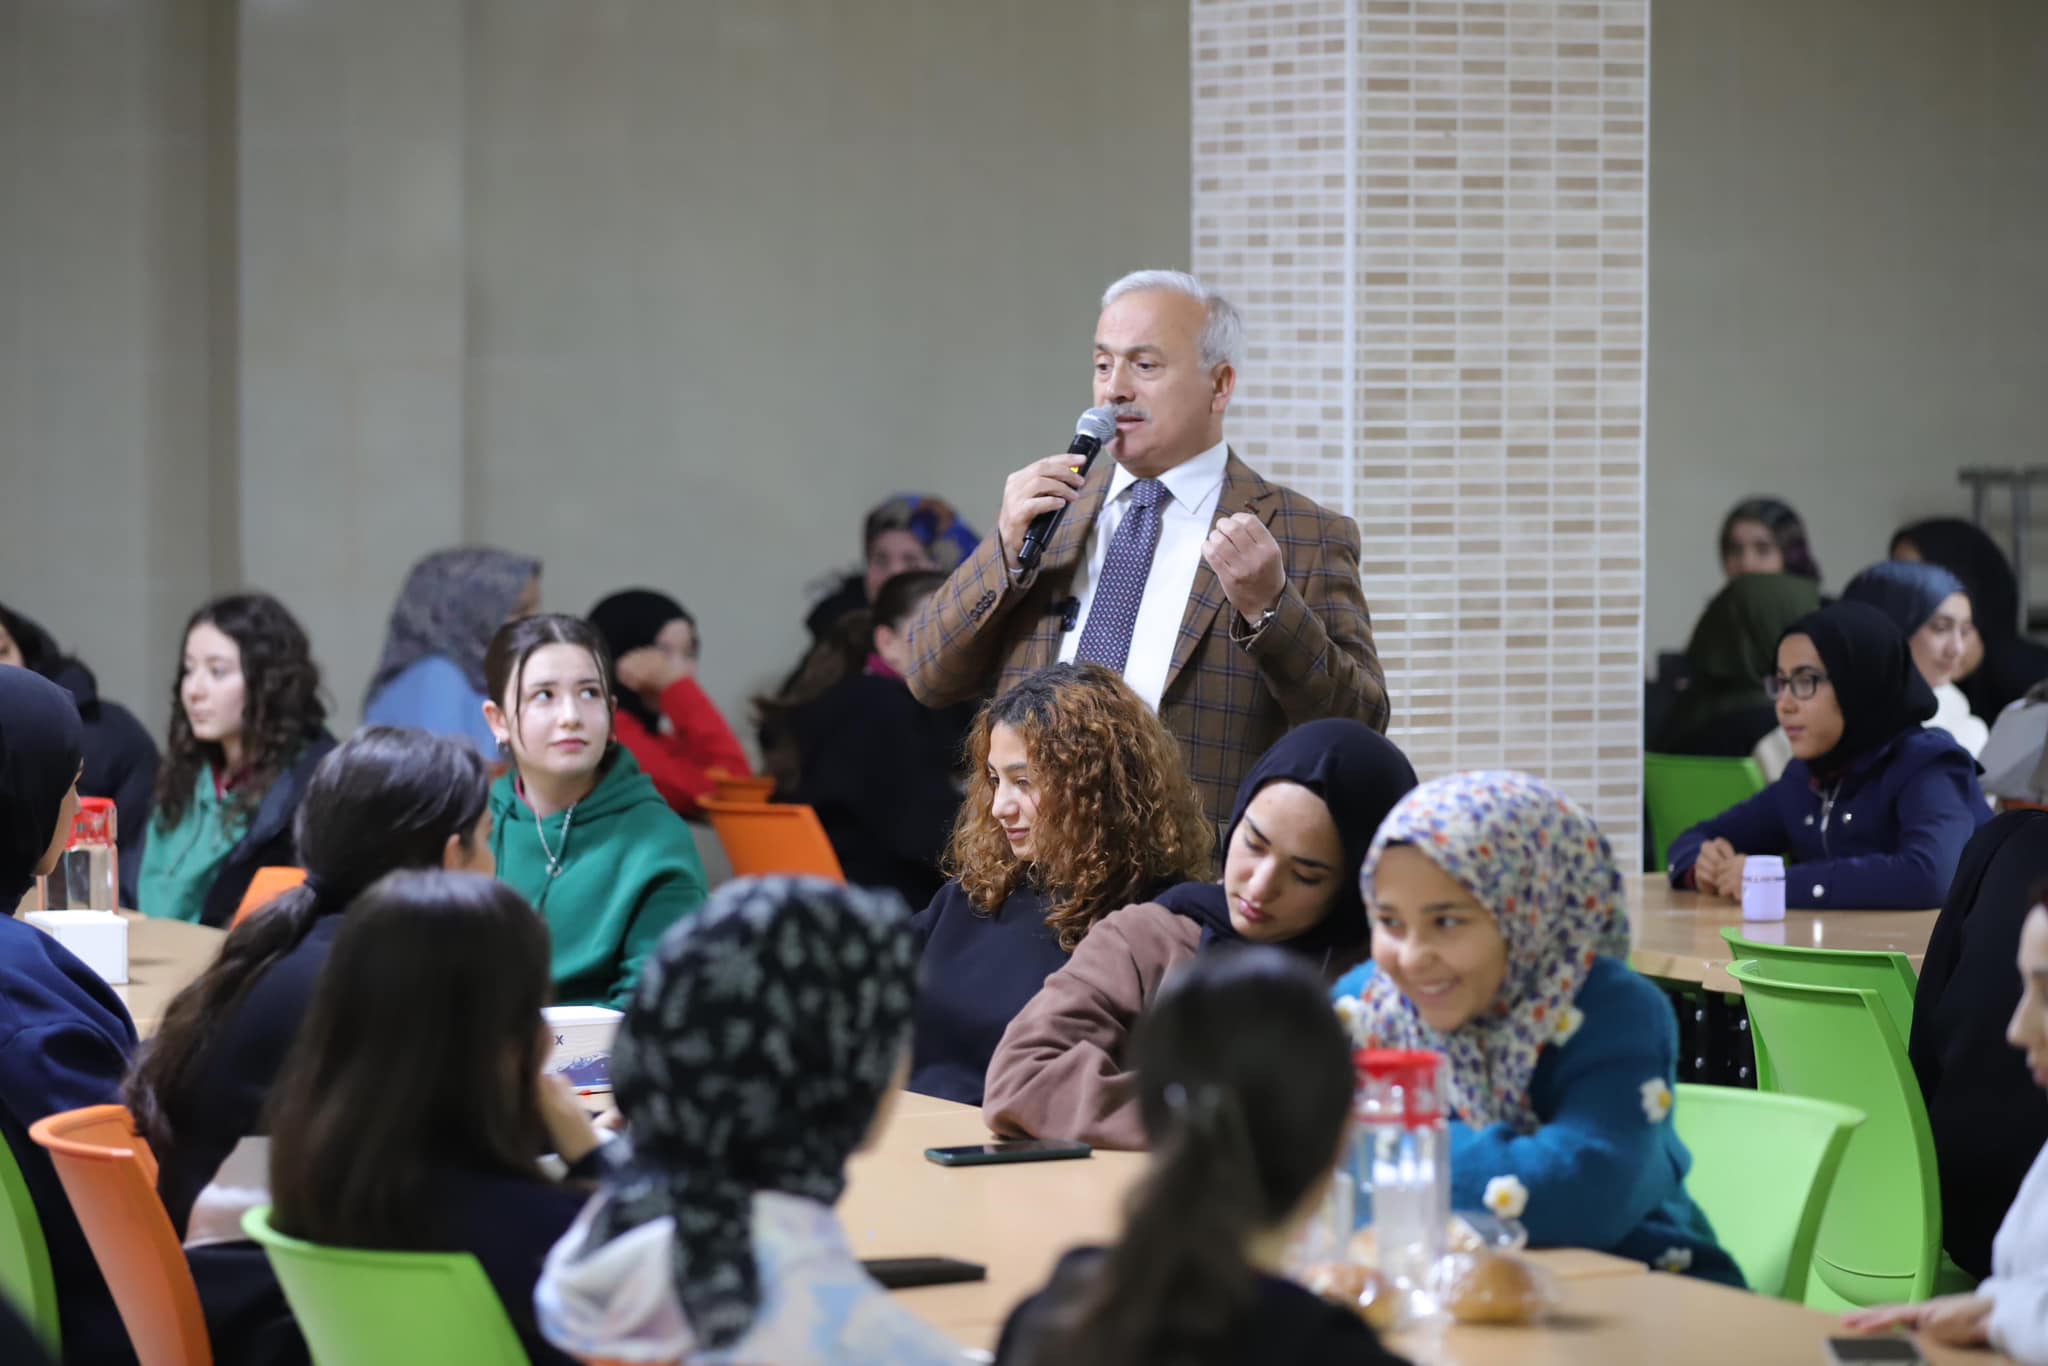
[924,1138,1092,1167]
[862,1256,988,1289]
[1825,1337,1926,1366]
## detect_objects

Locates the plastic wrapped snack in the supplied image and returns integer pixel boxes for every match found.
[1349,1211,1527,1266]
[1430,1251,1560,1326]
[1303,1262,1400,1333]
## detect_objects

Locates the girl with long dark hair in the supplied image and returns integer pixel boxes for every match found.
[138,593,335,925]
[996,947,1403,1366]
[267,871,607,1366]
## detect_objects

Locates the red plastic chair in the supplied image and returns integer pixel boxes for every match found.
[700,800,846,882]
[28,1105,210,1365]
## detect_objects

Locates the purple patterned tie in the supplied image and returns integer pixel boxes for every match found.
[1075,478,1169,674]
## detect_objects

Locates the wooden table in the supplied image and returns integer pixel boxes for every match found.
[1386,1271,2005,1365]
[843,1101,1669,1355]
[114,911,225,1036]
[1627,875,1939,993]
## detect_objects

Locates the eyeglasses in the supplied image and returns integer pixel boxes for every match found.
[1763,671,1830,701]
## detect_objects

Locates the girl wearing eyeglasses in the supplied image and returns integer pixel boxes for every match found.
[1668,601,1990,910]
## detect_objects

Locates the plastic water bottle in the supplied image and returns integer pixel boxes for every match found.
[37,798,118,911]
[1349,1049,1450,1299]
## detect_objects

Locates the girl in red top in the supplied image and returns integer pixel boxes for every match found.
[587,591,751,820]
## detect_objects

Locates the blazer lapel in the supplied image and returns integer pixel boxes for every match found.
[1018,455,1115,674]
[1162,451,1273,696]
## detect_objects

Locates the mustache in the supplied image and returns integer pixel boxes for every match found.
[1109,403,1150,422]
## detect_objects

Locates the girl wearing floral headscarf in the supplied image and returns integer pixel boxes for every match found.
[534,876,965,1365]
[1331,772,1742,1285]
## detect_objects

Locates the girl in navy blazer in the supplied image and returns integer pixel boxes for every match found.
[1669,600,1989,910]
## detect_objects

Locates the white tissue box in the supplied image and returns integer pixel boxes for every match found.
[543,1005,622,1094]
[26,911,129,985]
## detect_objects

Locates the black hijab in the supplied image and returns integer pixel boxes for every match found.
[1157,719,1418,969]
[1,668,85,906]
[588,589,694,733]
[1782,600,1937,776]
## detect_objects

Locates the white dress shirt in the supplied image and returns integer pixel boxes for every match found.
[1057,440,1230,710]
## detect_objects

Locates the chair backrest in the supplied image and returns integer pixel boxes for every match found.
[710,774,777,804]
[0,1132,59,1355]
[1643,753,1767,870]
[700,800,846,882]
[1672,1083,1863,1301]
[231,866,308,929]
[241,1205,529,1365]
[26,1105,210,1366]
[1727,962,1943,1308]
[1720,929,1918,1061]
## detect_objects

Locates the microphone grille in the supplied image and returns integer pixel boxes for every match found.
[1075,406,1117,443]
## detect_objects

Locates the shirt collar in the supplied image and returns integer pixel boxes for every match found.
[1106,439,1230,513]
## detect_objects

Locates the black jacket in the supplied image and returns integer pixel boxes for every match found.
[788,673,971,912]
[996,1248,1410,1366]
[1909,809,2048,1280]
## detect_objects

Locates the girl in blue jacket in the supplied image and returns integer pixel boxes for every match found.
[1668,600,1989,910]
[1334,770,1742,1284]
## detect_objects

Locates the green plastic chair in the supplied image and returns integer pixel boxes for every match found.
[1672,1083,1863,1301]
[241,1206,530,1365]
[1721,930,1919,1088]
[1644,753,1767,871]
[0,1137,59,1355]
[1728,962,1943,1309]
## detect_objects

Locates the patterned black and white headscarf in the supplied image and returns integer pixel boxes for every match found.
[578,875,919,1348]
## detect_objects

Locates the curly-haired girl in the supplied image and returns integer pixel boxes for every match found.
[908,662,1212,1104]
[139,593,336,926]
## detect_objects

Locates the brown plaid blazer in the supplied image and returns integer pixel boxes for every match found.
[904,450,1389,841]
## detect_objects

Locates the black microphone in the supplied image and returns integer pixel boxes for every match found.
[1016,407,1117,573]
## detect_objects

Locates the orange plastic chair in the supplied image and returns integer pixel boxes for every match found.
[700,800,846,882]
[710,774,777,803]
[27,1105,210,1366]
[230,867,307,929]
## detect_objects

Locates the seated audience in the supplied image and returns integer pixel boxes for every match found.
[1909,811,2048,1280]
[138,593,336,926]
[1846,896,2048,1361]
[995,948,1406,1366]
[484,614,707,1008]
[0,668,141,1364]
[265,870,606,1366]
[125,727,492,1364]
[1895,519,2048,721]
[0,601,160,906]
[1654,573,1821,763]
[802,493,980,643]
[536,877,963,1365]
[588,589,751,820]
[1340,771,1741,1283]
[769,570,974,909]
[982,719,1416,1148]
[1668,602,1989,909]
[1843,560,1989,757]
[362,547,542,756]
[909,663,1213,1104]
[1720,496,1822,583]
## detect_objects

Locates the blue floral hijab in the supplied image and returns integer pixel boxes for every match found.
[1346,771,1629,1133]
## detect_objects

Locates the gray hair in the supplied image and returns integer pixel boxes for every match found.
[1100,269,1245,372]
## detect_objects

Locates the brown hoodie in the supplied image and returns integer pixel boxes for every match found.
[980,902,1202,1151]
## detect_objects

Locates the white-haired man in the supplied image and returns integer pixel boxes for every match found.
[906,270,1389,842]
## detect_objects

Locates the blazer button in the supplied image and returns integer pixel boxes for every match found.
[1811,884,1825,898]
[1804,815,1814,826]
[1843,811,1853,822]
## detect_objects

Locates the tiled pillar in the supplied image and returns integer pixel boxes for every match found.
[1193,0,1648,861]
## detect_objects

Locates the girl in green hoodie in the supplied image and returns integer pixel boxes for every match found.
[483,614,708,1008]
